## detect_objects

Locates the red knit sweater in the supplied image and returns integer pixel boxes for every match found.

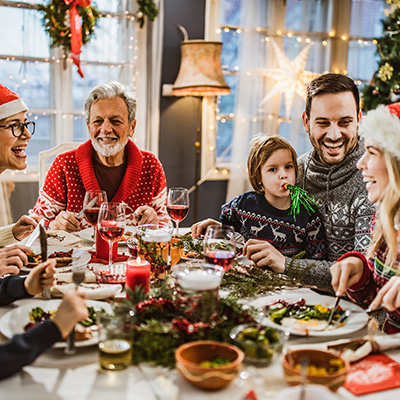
[31,139,170,226]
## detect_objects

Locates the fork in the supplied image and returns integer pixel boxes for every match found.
[64,266,86,355]
[299,357,308,400]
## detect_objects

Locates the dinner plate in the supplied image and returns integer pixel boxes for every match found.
[20,247,91,273]
[79,227,134,245]
[0,299,113,348]
[250,290,368,337]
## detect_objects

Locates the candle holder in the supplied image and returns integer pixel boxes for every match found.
[171,262,224,323]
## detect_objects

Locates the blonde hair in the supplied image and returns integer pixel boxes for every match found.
[247,135,298,194]
[367,151,400,267]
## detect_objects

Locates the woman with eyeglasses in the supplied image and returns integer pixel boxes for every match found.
[0,84,40,276]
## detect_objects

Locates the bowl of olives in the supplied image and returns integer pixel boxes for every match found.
[230,323,289,365]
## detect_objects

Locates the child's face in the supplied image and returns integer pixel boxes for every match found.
[260,148,296,207]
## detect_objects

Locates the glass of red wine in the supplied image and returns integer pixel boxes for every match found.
[97,202,126,267]
[167,187,189,236]
[203,225,237,272]
[83,190,107,242]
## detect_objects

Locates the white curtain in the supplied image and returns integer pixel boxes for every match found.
[135,0,164,155]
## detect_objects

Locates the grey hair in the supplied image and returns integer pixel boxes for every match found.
[85,81,137,123]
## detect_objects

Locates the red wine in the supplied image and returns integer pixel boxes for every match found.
[84,208,100,226]
[99,226,124,242]
[204,250,235,271]
[167,205,189,223]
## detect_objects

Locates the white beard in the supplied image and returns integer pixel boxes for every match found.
[91,136,129,157]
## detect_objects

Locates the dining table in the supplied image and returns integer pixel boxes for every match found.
[1,228,400,400]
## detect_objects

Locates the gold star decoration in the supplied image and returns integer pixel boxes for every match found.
[259,38,319,117]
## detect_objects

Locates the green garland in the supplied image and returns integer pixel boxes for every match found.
[38,1,101,52]
[137,0,159,28]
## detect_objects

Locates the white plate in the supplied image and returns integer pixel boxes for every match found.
[251,290,368,337]
[21,247,91,273]
[0,299,112,348]
[79,227,134,245]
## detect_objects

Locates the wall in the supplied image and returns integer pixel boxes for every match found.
[159,0,227,227]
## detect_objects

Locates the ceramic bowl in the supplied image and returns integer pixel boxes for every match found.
[91,263,126,284]
[282,349,349,392]
[230,323,289,365]
[175,340,244,390]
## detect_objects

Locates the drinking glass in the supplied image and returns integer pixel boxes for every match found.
[167,187,189,236]
[97,203,126,267]
[203,225,237,272]
[83,190,107,241]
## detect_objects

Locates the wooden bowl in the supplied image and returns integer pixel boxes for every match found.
[175,340,244,390]
[282,349,349,392]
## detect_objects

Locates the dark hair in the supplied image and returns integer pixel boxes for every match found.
[305,73,360,118]
[247,135,298,194]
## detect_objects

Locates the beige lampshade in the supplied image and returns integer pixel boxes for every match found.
[172,40,230,97]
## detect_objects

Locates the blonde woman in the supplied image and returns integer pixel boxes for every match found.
[331,102,400,333]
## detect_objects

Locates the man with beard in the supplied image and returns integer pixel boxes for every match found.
[243,73,374,292]
[31,81,169,231]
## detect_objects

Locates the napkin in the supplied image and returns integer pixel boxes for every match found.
[51,283,123,300]
[56,270,97,283]
[46,230,83,247]
[89,251,129,264]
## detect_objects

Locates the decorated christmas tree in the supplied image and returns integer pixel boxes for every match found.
[362,1,400,112]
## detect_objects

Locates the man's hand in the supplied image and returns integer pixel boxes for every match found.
[191,219,221,238]
[330,256,364,297]
[52,292,89,338]
[369,276,400,312]
[12,215,39,241]
[24,259,57,296]
[243,239,285,273]
[134,206,159,225]
[49,211,81,232]
[0,244,32,276]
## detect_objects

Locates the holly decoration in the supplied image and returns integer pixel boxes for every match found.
[362,1,400,111]
[137,0,159,28]
[283,183,319,221]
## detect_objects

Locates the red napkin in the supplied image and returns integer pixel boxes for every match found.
[89,251,129,264]
[344,353,400,395]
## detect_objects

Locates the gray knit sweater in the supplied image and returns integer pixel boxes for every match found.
[291,139,375,292]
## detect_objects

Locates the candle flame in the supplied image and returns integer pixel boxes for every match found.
[136,256,141,263]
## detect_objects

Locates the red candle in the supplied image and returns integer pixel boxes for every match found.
[125,257,151,297]
[96,227,118,261]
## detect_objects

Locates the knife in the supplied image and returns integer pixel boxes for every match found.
[21,219,44,248]
[76,196,98,220]
[39,225,51,300]
[324,297,341,330]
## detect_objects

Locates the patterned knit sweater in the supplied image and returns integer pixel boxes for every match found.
[31,139,170,226]
[295,140,375,292]
[220,191,326,259]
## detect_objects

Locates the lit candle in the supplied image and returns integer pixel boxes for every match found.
[178,270,221,291]
[125,257,151,297]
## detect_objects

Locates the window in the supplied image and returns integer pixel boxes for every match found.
[0,0,138,170]
[204,0,388,177]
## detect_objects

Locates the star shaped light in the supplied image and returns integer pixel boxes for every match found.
[259,38,319,117]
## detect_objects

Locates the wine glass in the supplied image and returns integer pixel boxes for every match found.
[97,203,126,267]
[83,190,107,241]
[167,187,189,236]
[203,225,237,272]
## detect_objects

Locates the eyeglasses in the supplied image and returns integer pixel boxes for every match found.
[0,121,36,138]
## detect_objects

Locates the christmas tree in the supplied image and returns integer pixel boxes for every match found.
[362,0,400,112]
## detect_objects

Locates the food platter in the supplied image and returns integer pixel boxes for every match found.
[250,290,368,337]
[0,299,113,348]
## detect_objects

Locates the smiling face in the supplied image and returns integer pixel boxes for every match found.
[260,148,296,209]
[0,111,31,173]
[357,137,389,204]
[87,97,136,166]
[302,91,360,165]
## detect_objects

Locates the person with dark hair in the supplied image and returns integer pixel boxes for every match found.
[31,81,170,232]
[192,134,325,260]
[243,73,374,292]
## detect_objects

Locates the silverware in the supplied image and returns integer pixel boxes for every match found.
[365,307,384,314]
[76,196,98,220]
[299,357,308,400]
[324,297,341,330]
[64,263,86,355]
[332,309,352,328]
[21,219,44,248]
[39,225,51,300]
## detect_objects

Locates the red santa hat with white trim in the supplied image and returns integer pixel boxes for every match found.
[359,102,400,160]
[0,84,28,120]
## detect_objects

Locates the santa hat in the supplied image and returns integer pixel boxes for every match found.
[359,102,400,160]
[0,84,28,120]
